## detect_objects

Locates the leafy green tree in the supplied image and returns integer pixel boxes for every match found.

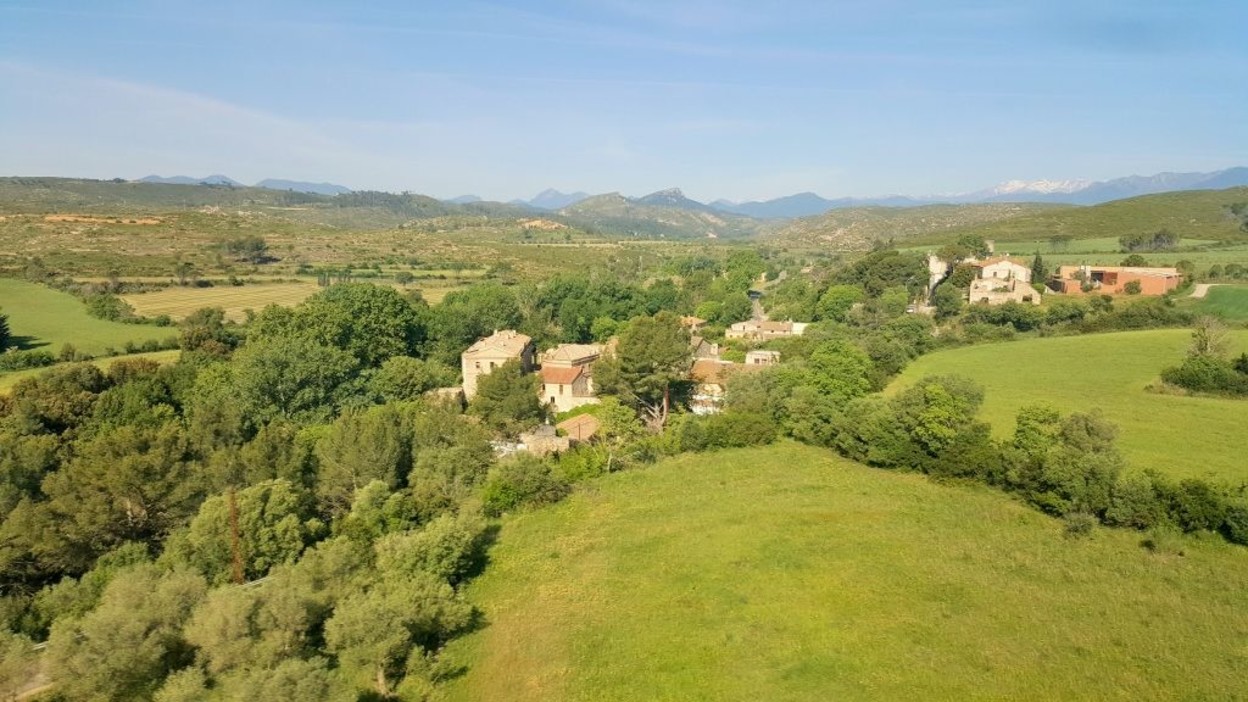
[47,565,207,702]
[325,574,472,698]
[294,283,427,366]
[932,284,964,319]
[316,405,411,516]
[231,335,360,426]
[0,310,10,352]
[178,480,324,584]
[179,307,238,356]
[31,542,151,635]
[394,271,415,287]
[468,359,544,437]
[804,340,874,403]
[334,480,419,543]
[816,285,864,322]
[1121,254,1148,267]
[0,630,36,701]
[7,363,109,434]
[593,312,690,429]
[481,455,570,517]
[374,510,487,585]
[36,422,202,572]
[369,356,456,402]
[224,235,269,264]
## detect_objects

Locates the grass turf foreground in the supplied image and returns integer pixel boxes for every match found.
[440,443,1248,701]
[888,329,1248,483]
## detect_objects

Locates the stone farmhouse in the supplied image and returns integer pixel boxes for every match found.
[745,349,781,366]
[460,330,535,399]
[968,256,1041,306]
[691,335,721,360]
[1052,265,1182,295]
[725,320,808,341]
[689,358,765,415]
[538,343,603,414]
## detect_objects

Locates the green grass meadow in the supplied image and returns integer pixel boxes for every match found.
[889,329,1248,482]
[0,278,176,355]
[441,443,1248,701]
[1189,285,1248,322]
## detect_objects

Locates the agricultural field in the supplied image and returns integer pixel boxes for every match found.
[441,443,1248,701]
[121,283,321,322]
[1186,285,1248,322]
[0,349,181,394]
[0,278,176,355]
[889,329,1248,482]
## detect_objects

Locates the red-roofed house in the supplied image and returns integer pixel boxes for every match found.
[540,343,603,413]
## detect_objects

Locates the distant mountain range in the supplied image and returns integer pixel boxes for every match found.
[138,175,351,195]
[134,166,1248,221]
[709,167,1248,218]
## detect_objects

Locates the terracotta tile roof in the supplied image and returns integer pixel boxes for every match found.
[464,330,531,357]
[541,365,584,385]
[557,413,600,441]
[541,343,602,364]
[691,359,735,385]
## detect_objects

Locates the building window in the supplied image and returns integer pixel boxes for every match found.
[474,362,481,370]
[489,362,496,370]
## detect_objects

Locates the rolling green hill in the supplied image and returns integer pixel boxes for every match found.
[441,443,1248,701]
[766,202,1066,250]
[559,192,767,240]
[889,329,1248,482]
[903,187,1248,249]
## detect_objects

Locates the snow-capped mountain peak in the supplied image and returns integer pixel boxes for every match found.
[982,179,1093,196]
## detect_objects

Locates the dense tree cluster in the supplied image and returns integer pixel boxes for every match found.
[1119,229,1179,253]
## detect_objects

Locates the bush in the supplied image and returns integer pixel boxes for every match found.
[0,349,56,372]
[481,455,570,517]
[1063,511,1097,538]
[1160,356,1248,396]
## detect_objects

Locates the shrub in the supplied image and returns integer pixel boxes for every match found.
[0,349,56,372]
[1063,511,1097,538]
[481,455,570,517]
[1222,502,1248,546]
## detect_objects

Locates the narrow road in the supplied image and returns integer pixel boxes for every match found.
[1189,283,1222,298]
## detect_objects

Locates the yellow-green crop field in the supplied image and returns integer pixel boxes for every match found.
[121,283,321,322]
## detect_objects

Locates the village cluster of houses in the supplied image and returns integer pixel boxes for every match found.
[456,314,805,453]
[928,244,1182,308]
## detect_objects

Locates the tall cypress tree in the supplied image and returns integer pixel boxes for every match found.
[0,310,10,351]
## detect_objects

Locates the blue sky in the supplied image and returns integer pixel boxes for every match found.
[1,1,1245,202]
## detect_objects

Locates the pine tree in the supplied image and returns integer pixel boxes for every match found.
[1030,253,1048,283]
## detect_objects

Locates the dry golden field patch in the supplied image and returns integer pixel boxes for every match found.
[121,283,320,322]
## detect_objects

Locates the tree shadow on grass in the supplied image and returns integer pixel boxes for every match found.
[9,335,48,351]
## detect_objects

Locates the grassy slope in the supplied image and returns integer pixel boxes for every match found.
[441,443,1248,701]
[904,188,1248,249]
[0,349,181,394]
[0,278,176,354]
[889,329,1248,482]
